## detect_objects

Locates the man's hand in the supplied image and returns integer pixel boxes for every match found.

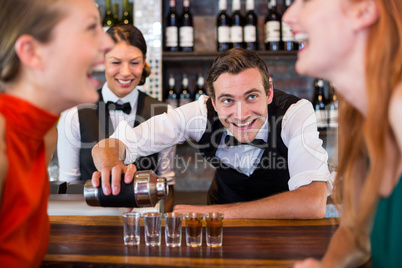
[91,163,137,196]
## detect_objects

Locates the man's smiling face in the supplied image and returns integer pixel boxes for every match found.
[211,68,273,143]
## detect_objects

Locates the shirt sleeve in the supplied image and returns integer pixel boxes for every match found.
[111,95,209,166]
[57,107,81,182]
[157,145,176,185]
[281,99,331,194]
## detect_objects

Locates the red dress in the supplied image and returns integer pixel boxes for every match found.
[0,94,58,267]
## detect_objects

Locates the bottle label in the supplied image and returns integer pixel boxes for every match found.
[218,26,231,43]
[166,26,178,47]
[179,26,194,47]
[244,25,256,42]
[281,22,293,41]
[166,99,178,108]
[231,26,243,43]
[264,21,280,42]
[180,98,192,106]
[315,110,328,128]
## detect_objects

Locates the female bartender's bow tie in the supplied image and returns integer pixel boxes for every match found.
[106,101,132,114]
[224,135,268,148]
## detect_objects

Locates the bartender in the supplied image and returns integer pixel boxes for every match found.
[91,48,330,219]
[58,24,176,212]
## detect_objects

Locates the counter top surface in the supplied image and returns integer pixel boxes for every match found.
[42,216,340,268]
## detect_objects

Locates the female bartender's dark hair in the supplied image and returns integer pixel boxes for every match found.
[106,24,150,86]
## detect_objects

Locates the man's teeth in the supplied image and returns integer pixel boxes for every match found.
[118,79,132,85]
[235,121,253,127]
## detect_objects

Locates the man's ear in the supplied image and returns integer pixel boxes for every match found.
[14,35,43,70]
[351,0,379,30]
[267,82,274,105]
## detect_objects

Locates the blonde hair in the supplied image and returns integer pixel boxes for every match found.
[0,0,66,88]
[334,0,402,251]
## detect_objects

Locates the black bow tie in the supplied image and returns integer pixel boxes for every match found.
[106,101,132,114]
[224,135,268,148]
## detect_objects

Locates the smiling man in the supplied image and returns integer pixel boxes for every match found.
[91,48,330,219]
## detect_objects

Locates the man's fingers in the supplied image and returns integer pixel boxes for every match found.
[101,167,112,196]
[91,171,101,188]
[124,164,137,184]
[111,166,123,195]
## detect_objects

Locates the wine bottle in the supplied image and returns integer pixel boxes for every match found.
[282,0,297,51]
[179,74,192,106]
[313,79,328,131]
[264,0,281,51]
[194,75,207,100]
[166,74,178,108]
[217,0,231,51]
[122,0,133,25]
[113,3,121,25]
[231,0,244,49]
[102,0,115,31]
[327,83,338,129]
[165,0,179,52]
[180,0,194,52]
[244,0,258,50]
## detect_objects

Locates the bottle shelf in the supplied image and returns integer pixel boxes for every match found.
[163,50,298,62]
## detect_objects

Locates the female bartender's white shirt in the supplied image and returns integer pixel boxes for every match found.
[57,83,176,184]
[111,95,331,193]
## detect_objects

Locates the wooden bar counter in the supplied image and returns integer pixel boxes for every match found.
[42,215,339,267]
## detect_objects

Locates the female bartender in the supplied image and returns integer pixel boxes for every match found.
[58,24,176,212]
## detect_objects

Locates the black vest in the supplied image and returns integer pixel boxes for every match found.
[198,90,300,204]
[78,90,167,181]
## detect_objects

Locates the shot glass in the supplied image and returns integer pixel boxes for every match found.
[144,212,162,246]
[205,212,224,247]
[164,212,183,247]
[122,212,141,246]
[184,212,204,247]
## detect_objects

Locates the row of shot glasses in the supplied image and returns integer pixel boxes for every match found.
[122,212,224,247]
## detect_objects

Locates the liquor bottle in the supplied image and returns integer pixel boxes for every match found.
[180,0,194,52]
[165,0,179,52]
[231,0,244,49]
[244,0,258,50]
[102,0,115,31]
[264,0,281,51]
[327,83,338,128]
[194,75,207,100]
[282,0,297,51]
[217,0,231,51]
[84,170,168,208]
[313,79,328,131]
[122,0,133,25]
[113,3,121,25]
[179,74,192,106]
[166,74,178,108]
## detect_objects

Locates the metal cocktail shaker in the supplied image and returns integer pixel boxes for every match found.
[84,170,168,207]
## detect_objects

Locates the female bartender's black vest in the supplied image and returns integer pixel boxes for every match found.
[198,90,300,204]
[78,90,167,181]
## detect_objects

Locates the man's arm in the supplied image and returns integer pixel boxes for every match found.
[91,138,137,196]
[174,181,327,219]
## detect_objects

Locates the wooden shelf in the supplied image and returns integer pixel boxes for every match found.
[163,51,298,62]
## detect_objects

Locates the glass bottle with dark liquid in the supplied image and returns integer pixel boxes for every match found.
[264,0,282,51]
[217,0,231,51]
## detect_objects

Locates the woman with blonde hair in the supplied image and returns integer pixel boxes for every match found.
[0,0,112,266]
[283,0,402,267]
